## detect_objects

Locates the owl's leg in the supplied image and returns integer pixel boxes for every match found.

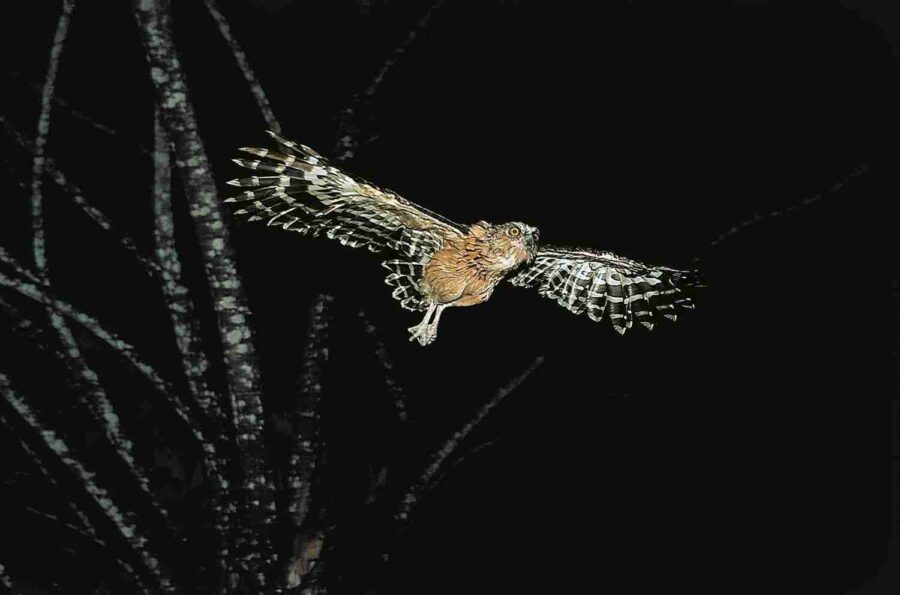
[427,305,446,337]
[408,304,437,345]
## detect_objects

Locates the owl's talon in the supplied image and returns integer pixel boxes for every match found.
[407,323,437,346]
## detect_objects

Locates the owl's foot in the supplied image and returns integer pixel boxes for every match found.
[407,323,438,346]
[407,304,444,346]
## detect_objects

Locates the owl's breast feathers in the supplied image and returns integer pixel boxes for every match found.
[422,222,532,307]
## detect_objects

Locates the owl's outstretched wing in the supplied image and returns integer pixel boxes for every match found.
[225,131,467,261]
[508,246,702,334]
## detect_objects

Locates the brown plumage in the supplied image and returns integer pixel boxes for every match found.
[422,221,536,305]
[226,132,702,345]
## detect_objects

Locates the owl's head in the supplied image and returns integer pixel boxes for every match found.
[495,221,540,265]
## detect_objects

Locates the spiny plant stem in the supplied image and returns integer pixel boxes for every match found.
[287,294,334,533]
[396,355,545,524]
[0,562,13,590]
[0,289,182,544]
[334,0,447,161]
[24,0,181,554]
[20,504,151,586]
[5,424,153,594]
[0,374,177,593]
[359,310,408,422]
[285,296,333,590]
[134,0,275,587]
[0,252,190,427]
[152,111,235,583]
[0,257,235,567]
[692,163,870,264]
[7,69,122,140]
[24,506,110,551]
[30,0,75,278]
[1,114,161,278]
[152,112,228,438]
[203,0,281,134]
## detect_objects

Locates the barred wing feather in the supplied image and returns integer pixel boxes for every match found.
[508,247,702,334]
[225,131,466,261]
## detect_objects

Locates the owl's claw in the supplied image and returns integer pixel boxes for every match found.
[407,304,444,346]
[407,323,437,346]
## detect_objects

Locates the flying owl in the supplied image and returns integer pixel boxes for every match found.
[226,132,701,345]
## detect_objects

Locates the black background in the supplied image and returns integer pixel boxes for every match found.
[1,1,899,593]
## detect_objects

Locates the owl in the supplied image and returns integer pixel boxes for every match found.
[226,132,701,345]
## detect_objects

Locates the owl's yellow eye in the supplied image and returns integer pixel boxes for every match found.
[508,226,521,237]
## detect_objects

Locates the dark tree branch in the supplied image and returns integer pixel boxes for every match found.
[334,0,447,161]
[0,374,177,594]
[30,0,75,278]
[0,249,241,589]
[1,115,161,278]
[0,289,181,544]
[358,310,408,422]
[152,112,235,581]
[288,294,334,528]
[20,505,153,587]
[27,5,86,429]
[0,251,192,427]
[396,355,545,523]
[24,506,111,551]
[0,356,148,591]
[693,163,870,264]
[7,69,122,140]
[286,294,334,548]
[438,436,507,484]
[152,112,228,438]
[0,388,99,542]
[203,0,282,134]
[17,3,183,558]
[0,562,12,591]
[134,0,275,586]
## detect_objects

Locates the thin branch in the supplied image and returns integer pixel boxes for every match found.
[0,287,180,540]
[281,294,333,590]
[358,310,407,422]
[285,294,333,545]
[24,506,111,550]
[0,357,148,592]
[0,252,190,426]
[203,0,281,134]
[20,0,180,552]
[7,70,121,139]
[134,0,275,585]
[1,114,160,278]
[152,113,226,430]
[334,0,447,161]
[1,414,99,542]
[30,0,75,277]
[21,505,154,586]
[436,436,505,485]
[693,163,870,264]
[29,5,93,488]
[152,112,234,581]
[396,355,545,523]
[0,374,177,593]
[0,563,12,591]
[0,260,234,564]
[287,294,334,527]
